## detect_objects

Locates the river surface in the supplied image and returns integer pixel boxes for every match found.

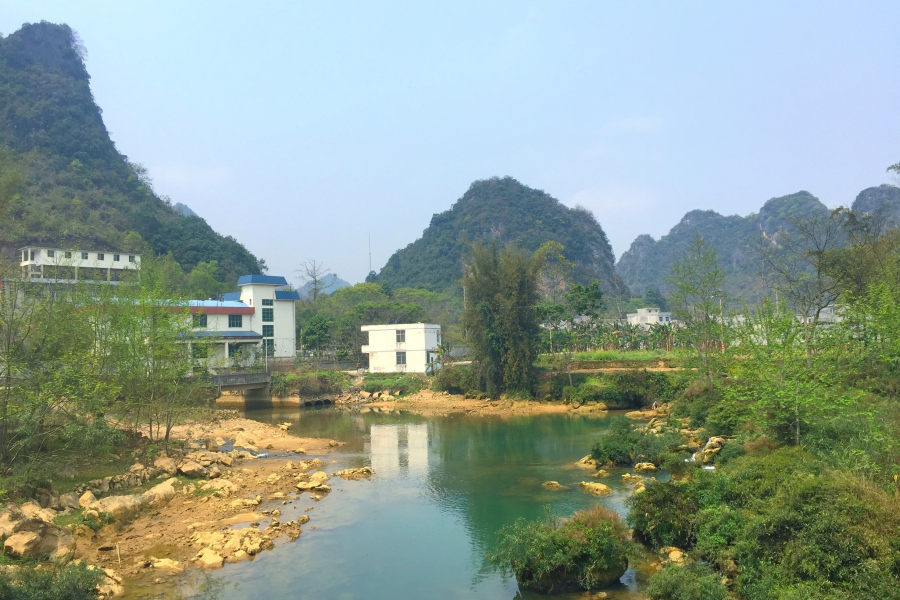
[185,408,655,600]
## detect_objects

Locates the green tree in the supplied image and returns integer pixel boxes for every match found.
[666,234,725,382]
[462,242,544,397]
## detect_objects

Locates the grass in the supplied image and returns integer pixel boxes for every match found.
[361,373,428,396]
[570,350,673,362]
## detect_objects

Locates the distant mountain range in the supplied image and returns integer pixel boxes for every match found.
[616,185,900,301]
[371,176,629,297]
[298,273,351,298]
[0,22,262,280]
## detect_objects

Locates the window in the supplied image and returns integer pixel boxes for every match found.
[47,250,55,258]
[64,251,72,259]
[81,252,88,260]
[262,325,274,337]
[262,339,274,355]
[113,254,120,262]
[262,299,273,306]
[97,253,105,261]
[396,351,406,365]
[228,343,241,358]
[129,255,136,263]
[262,308,273,322]
[228,314,242,328]
[396,329,406,343]
[192,314,208,327]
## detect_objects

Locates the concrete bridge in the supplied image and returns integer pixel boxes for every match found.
[209,372,271,394]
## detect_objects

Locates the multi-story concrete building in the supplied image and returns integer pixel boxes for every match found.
[626,307,673,329]
[192,275,300,365]
[19,246,141,283]
[361,323,441,373]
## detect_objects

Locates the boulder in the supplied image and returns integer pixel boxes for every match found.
[141,478,177,508]
[3,519,74,558]
[634,463,657,474]
[59,492,81,511]
[621,473,644,484]
[4,531,40,557]
[579,482,612,497]
[0,511,19,538]
[19,501,56,523]
[225,549,250,563]
[154,456,178,475]
[150,557,183,574]
[234,431,258,451]
[359,390,371,399]
[214,437,226,447]
[90,494,145,522]
[195,547,224,570]
[309,471,330,484]
[218,455,233,467]
[575,455,598,469]
[541,481,567,490]
[178,460,208,478]
[79,491,98,509]
[592,469,612,478]
[208,465,223,479]
[332,466,375,480]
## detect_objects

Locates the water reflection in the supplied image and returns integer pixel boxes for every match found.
[212,408,652,600]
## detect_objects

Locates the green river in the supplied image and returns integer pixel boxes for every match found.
[184,408,656,599]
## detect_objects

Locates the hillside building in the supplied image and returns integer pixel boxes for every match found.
[361,323,441,373]
[19,246,141,283]
[626,307,673,329]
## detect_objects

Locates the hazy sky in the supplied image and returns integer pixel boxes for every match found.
[3,2,899,285]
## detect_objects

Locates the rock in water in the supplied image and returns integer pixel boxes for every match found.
[579,482,613,496]
[634,462,657,473]
[542,481,567,490]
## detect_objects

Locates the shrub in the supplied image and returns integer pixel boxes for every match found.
[645,562,729,600]
[361,373,426,396]
[433,365,476,394]
[591,417,685,466]
[704,396,751,436]
[627,479,702,550]
[488,505,634,593]
[0,560,104,600]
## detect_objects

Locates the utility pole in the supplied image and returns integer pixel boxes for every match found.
[368,235,372,274]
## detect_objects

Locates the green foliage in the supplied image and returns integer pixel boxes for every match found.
[433,364,477,394]
[269,371,349,397]
[0,560,104,599]
[372,176,628,296]
[462,242,543,397]
[488,505,634,593]
[360,373,427,396]
[0,23,262,283]
[646,562,729,600]
[627,478,703,549]
[591,417,684,466]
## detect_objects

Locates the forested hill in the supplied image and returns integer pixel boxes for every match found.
[371,176,629,297]
[616,191,830,301]
[852,184,900,227]
[0,22,262,279]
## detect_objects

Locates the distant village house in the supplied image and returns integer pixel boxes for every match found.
[361,323,441,373]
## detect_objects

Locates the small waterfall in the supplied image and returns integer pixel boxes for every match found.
[685,438,717,470]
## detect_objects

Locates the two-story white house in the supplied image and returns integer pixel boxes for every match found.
[189,275,299,366]
[361,323,441,373]
[626,307,673,329]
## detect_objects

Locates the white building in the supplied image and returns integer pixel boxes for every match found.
[191,275,300,365]
[19,246,141,283]
[361,323,440,373]
[626,307,673,329]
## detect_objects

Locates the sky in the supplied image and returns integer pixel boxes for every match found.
[2,1,899,285]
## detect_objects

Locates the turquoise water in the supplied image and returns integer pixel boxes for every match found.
[188,409,655,599]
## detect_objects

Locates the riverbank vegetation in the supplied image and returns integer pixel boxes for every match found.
[488,505,635,593]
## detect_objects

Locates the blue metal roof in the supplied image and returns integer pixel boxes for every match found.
[188,299,249,308]
[221,292,241,301]
[275,290,301,301]
[237,275,288,286]
[190,330,263,339]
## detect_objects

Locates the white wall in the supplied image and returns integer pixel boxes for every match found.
[361,323,440,373]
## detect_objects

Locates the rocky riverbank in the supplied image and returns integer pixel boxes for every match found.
[0,415,362,598]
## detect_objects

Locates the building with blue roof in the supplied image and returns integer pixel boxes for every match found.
[189,274,299,365]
